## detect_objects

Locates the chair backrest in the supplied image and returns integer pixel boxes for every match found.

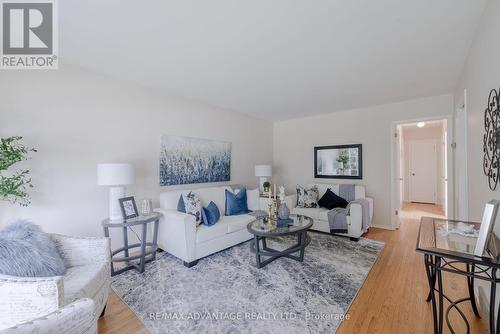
[159,186,231,212]
[308,183,366,200]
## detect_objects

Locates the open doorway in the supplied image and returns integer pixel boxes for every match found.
[392,118,451,227]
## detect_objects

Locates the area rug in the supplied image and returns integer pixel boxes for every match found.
[111,232,384,334]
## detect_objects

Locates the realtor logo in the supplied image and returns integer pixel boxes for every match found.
[1,0,58,69]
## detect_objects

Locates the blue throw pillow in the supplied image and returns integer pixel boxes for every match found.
[201,201,220,226]
[225,188,249,216]
[0,220,66,277]
[177,195,186,213]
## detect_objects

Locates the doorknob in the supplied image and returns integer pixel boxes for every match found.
[412,173,415,176]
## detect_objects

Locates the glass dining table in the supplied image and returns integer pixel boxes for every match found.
[416,216,500,334]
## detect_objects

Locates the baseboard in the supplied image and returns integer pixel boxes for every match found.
[371,224,396,231]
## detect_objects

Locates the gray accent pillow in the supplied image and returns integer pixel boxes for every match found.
[0,220,66,277]
[296,185,319,208]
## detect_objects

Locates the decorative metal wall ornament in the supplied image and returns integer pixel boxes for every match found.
[483,88,500,190]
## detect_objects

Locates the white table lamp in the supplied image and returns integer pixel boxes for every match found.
[97,163,135,220]
[255,165,272,193]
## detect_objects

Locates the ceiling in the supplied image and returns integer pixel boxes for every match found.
[60,0,487,121]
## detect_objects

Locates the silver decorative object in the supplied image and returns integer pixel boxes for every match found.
[140,198,153,216]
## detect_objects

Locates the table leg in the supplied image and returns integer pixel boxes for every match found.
[425,254,438,334]
[152,219,159,261]
[139,223,147,273]
[466,264,481,317]
[254,235,262,268]
[299,232,306,262]
[122,226,129,258]
[490,268,497,334]
[436,257,444,334]
[426,255,436,302]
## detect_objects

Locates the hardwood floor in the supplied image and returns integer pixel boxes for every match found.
[99,203,487,333]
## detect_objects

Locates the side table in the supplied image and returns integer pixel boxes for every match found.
[102,212,161,276]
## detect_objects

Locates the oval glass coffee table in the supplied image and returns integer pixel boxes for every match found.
[247,214,313,268]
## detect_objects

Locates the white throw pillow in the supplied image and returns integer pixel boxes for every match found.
[182,192,202,224]
[247,188,260,211]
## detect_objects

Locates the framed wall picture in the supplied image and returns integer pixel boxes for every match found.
[314,144,362,179]
[119,196,139,220]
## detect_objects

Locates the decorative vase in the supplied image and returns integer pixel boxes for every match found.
[278,202,290,220]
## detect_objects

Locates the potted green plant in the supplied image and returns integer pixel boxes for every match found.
[0,136,36,206]
[263,181,271,193]
[337,152,350,173]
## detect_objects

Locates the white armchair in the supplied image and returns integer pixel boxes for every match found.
[0,234,111,333]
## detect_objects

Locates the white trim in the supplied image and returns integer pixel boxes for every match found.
[390,115,454,229]
[455,89,469,220]
[371,224,396,230]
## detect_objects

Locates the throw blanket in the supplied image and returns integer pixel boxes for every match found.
[328,185,371,234]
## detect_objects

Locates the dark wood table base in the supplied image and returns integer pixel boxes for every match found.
[250,231,311,268]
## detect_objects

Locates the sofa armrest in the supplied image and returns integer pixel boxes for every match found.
[0,275,63,331]
[1,298,97,334]
[155,208,197,262]
[50,234,110,267]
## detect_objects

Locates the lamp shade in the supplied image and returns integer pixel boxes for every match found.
[255,165,272,177]
[97,163,135,186]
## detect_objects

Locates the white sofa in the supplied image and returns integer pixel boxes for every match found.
[0,234,111,333]
[156,186,259,267]
[290,183,373,240]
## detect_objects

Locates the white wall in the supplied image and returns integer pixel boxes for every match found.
[454,0,500,321]
[455,0,500,226]
[273,94,453,229]
[402,123,445,204]
[0,65,273,242]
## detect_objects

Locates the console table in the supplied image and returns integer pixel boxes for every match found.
[102,212,161,276]
[416,216,500,334]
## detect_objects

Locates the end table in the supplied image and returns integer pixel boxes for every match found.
[102,212,161,276]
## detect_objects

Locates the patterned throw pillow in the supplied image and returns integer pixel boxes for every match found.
[182,192,203,224]
[296,185,319,208]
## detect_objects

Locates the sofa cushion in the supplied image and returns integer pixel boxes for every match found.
[0,220,66,277]
[291,207,321,220]
[316,207,335,221]
[195,186,231,213]
[225,189,249,216]
[246,188,260,211]
[296,185,319,208]
[177,195,186,213]
[182,192,203,224]
[201,201,220,226]
[223,215,255,233]
[196,221,229,243]
[318,189,348,209]
[63,263,109,305]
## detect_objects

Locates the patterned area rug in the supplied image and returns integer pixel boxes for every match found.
[111,232,384,334]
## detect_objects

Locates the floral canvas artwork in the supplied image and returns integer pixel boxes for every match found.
[160,135,231,186]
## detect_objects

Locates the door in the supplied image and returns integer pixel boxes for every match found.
[409,139,437,203]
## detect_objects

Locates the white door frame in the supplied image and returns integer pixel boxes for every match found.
[390,115,454,229]
[455,89,469,220]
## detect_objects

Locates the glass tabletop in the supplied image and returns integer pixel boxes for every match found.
[247,214,313,236]
[417,216,500,265]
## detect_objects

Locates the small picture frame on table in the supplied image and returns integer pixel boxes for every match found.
[474,200,500,257]
[119,196,139,220]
